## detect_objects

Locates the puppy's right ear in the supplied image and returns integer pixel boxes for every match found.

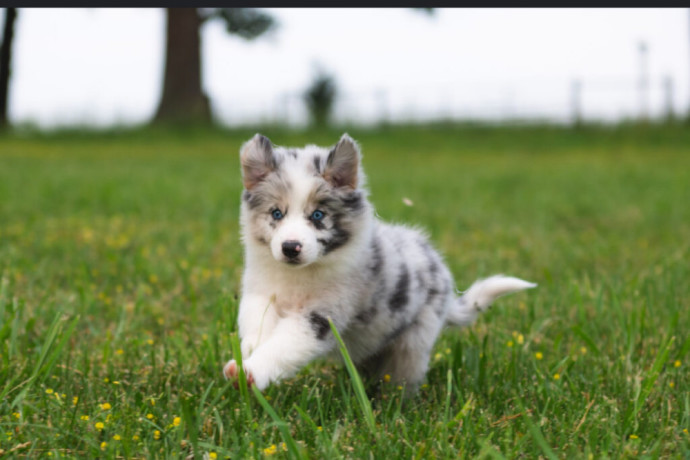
[240,134,276,190]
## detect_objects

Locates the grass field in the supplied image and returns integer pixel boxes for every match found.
[0,124,689,458]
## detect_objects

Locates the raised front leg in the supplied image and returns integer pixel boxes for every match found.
[223,293,277,382]
[224,310,338,390]
[237,293,279,358]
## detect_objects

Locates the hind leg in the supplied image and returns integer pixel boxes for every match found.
[376,308,445,396]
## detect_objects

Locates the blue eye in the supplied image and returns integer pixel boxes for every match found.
[311,210,325,221]
[271,209,284,220]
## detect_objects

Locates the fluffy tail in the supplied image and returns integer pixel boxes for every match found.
[446,275,537,327]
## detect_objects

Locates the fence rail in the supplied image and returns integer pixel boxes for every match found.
[211,75,687,127]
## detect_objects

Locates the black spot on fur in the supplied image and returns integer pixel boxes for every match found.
[368,237,383,276]
[355,306,377,323]
[424,287,440,305]
[342,192,363,211]
[243,190,264,210]
[389,265,410,311]
[309,312,330,340]
[317,213,351,254]
[287,149,297,159]
[313,155,322,174]
[247,195,264,210]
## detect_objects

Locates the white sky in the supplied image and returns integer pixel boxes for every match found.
[4,8,690,127]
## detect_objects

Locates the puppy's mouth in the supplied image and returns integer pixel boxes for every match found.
[285,257,302,265]
[280,255,314,268]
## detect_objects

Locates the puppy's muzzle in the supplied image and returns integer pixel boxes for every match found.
[281,240,302,260]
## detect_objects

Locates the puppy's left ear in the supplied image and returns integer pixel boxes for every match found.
[324,134,360,189]
[240,134,276,190]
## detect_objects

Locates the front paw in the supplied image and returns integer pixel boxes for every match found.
[222,359,255,388]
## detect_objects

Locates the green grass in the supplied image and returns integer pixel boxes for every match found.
[0,123,689,458]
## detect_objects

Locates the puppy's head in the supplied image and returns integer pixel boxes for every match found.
[239,133,368,267]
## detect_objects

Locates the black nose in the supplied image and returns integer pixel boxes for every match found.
[282,240,302,259]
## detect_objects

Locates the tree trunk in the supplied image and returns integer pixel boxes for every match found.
[0,8,18,129]
[153,8,211,124]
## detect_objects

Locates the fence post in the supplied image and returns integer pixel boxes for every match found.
[637,41,650,122]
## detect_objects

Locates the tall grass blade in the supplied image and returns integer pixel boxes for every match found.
[252,386,305,459]
[517,399,558,460]
[328,318,376,433]
[624,335,675,432]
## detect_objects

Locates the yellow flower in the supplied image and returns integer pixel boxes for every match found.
[209,453,218,460]
[263,444,277,455]
[154,430,161,440]
[674,360,681,368]
[146,413,155,420]
[445,348,451,354]
[580,347,587,355]
[669,382,675,389]
[80,415,89,421]
[383,374,391,383]
[397,385,403,391]
[100,441,107,450]
[553,373,561,380]
[683,428,688,435]
[72,396,79,406]
[95,422,105,431]
[12,412,20,419]
[103,378,110,383]
[434,352,442,361]
[507,340,514,348]
[115,349,124,355]
[517,334,524,345]
[45,388,54,394]
[629,434,639,440]
[317,426,323,432]
[280,442,287,451]
[535,352,543,360]
[147,339,154,346]
[173,416,182,427]
[133,435,140,441]
[113,434,121,441]
[100,402,112,410]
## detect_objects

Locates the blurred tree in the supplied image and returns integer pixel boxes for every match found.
[153,8,275,125]
[0,8,18,129]
[304,72,337,128]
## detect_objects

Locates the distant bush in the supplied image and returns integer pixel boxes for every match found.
[304,73,337,128]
